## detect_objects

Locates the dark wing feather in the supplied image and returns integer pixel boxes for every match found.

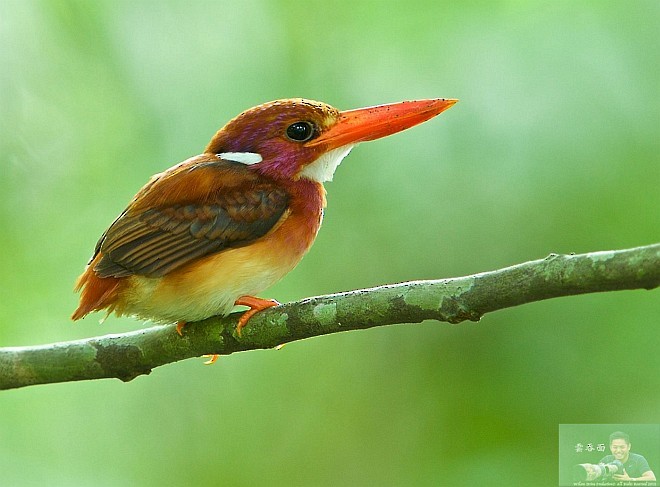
[92,158,289,278]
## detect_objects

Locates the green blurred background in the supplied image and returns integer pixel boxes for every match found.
[1,1,658,485]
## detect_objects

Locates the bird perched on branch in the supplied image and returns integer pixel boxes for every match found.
[72,97,457,337]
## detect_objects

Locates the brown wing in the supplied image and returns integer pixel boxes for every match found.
[91,155,289,278]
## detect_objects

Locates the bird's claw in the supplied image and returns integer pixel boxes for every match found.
[176,321,187,336]
[234,296,280,336]
[203,354,219,365]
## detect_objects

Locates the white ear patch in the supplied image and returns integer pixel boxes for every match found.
[300,144,354,183]
[218,152,263,165]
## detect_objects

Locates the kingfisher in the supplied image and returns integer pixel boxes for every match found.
[72,98,457,338]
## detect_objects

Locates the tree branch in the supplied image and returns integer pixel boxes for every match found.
[1,244,658,390]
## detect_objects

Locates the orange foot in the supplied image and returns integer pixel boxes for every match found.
[176,321,187,337]
[235,295,280,336]
[176,321,218,364]
[202,354,219,365]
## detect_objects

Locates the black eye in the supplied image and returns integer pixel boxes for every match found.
[286,121,314,142]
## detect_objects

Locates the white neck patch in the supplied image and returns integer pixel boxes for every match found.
[299,144,354,183]
[218,152,263,165]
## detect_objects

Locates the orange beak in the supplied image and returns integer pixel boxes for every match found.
[306,98,458,150]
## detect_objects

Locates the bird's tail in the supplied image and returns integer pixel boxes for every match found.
[71,254,121,320]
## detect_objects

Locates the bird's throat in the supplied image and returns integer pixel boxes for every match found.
[299,144,354,183]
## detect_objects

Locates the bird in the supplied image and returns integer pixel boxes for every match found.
[71,97,457,341]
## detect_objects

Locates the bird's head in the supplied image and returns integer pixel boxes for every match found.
[206,97,457,183]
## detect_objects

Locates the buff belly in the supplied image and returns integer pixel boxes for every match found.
[115,239,304,323]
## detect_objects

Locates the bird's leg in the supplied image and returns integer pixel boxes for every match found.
[234,295,280,336]
[176,320,218,363]
[175,297,278,365]
[176,321,187,336]
[199,296,279,364]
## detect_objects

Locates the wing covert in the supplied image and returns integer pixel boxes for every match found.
[92,158,289,278]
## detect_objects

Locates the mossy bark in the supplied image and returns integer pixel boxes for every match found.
[1,244,658,390]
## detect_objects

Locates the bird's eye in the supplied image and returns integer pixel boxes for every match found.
[286,121,315,142]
